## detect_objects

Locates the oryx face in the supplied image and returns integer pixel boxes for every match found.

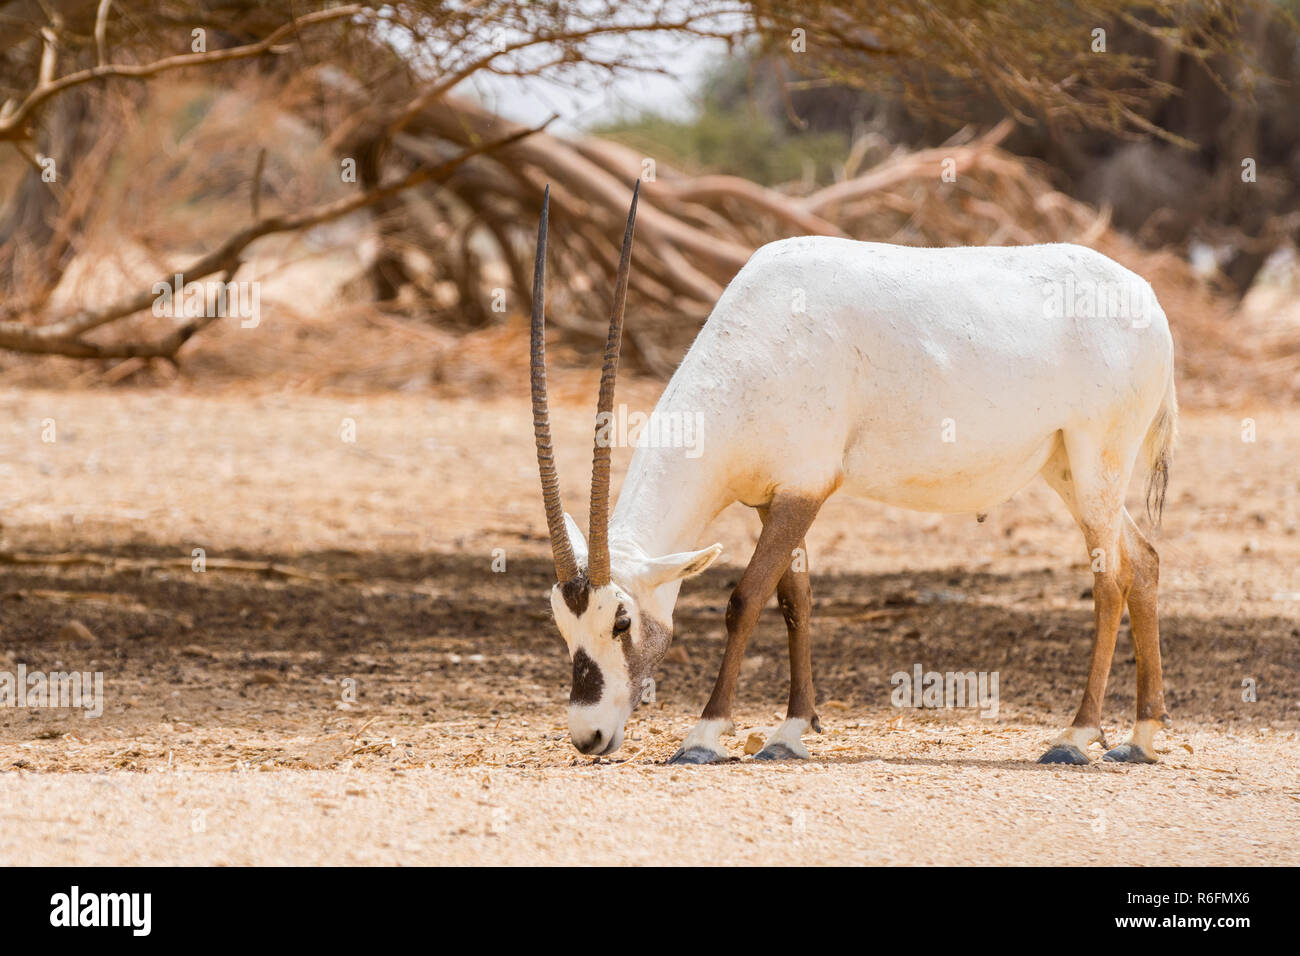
[551,576,661,756]
[544,520,719,756]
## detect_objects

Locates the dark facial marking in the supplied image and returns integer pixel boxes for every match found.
[560,573,590,616]
[570,648,604,705]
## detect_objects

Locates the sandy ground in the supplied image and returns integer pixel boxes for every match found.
[0,383,1297,865]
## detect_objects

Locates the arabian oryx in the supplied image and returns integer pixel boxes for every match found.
[530,182,1177,766]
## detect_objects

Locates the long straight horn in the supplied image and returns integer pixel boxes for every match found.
[531,186,580,583]
[587,181,640,588]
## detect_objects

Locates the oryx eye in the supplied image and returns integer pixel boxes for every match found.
[613,607,631,635]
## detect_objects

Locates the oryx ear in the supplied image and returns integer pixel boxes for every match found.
[638,544,723,589]
[563,512,589,568]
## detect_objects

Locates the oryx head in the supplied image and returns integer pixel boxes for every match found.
[530,183,722,756]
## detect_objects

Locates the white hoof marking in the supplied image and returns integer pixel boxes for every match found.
[1049,726,1102,752]
[760,718,811,758]
[677,718,732,761]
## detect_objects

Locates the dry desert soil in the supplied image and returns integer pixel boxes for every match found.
[0,382,1296,865]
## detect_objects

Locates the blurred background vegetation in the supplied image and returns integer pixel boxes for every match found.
[0,1,1297,406]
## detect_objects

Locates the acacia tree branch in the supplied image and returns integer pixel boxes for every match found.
[384,11,745,140]
[801,119,1014,216]
[0,4,365,141]
[94,0,112,68]
[0,119,549,358]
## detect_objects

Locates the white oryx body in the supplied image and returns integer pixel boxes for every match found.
[533,189,1176,767]
[613,237,1173,561]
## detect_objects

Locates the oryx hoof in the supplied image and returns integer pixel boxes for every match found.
[1102,743,1157,764]
[1037,744,1090,765]
[753,742,808,761]
[667,746,728,765]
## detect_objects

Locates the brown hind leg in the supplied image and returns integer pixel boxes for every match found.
[1102,509,1169,763]
[1038,433,1136,765]
[668,492,825,765]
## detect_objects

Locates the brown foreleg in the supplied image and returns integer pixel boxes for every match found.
[668,493,825,764]
[778,540,819,729]
[753,518,821,759]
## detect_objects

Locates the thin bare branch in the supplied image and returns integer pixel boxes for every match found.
[0,118,549,358]
[94,0,112,68]
[0,4,365,141]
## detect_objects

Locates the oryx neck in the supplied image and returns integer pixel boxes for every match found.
[610,440,731,566]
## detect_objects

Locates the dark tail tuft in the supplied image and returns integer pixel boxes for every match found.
[1141,374,1178,530]
[1144,445,1171,528]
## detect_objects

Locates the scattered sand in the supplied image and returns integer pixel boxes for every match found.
[0,383,1296,865]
